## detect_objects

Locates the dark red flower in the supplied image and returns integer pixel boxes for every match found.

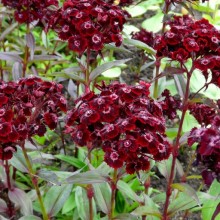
[0,144,17,161]
[48,0,129,53]
[0,77,66,159]
[2,0,59,25]
[65,81,171,173]
[132,29,155,48]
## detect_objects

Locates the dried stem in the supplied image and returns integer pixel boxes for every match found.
[20,142,49,220]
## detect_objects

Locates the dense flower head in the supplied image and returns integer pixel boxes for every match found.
[159,89,181,120]
[0,77,67,161]
[2,0,59,24]
[132,29,155,48]
[189,102,217,126]
[65,81,171,174]
[188,118,220,185]
[47,0,130,54]
[154,15,220,87]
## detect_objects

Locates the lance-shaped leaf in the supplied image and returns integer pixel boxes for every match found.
[117,180,142,203]
[171,183,200,206]
[66,170,108,184]
[168,192,198,215]
[157,156,175,182]
[55,154,87,170]
[0,199,7,213]
[123,38,156,55]
[44,184,72,217]
[31,55,60,62]
[18,216,41,220]
[0,52,22,62]
[0,22,18,40]
[37,169,61,186]
[26,33,35,60]
[131,206,162,218]
[8,188,33,216]
[93,183,111,214]
[12,62,22,81]
[89,58,131,81]
[211,202,220,220]
[173,74,187,99]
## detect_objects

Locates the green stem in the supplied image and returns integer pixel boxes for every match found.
[20,142,49,220]
[162,73,191,219]
[109,169,118,220]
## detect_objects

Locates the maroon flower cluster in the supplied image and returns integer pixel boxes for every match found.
[65,81,171,174]
[188,100,220,185]
[105,0,134,6]
[132,29,155,48]
[154,15,220,87]
[159,89,181,120]
[0,77,67,161]
[189,102,216,126]
[48,0,129,54]
[188,116,220,185]
[2,0,58,24]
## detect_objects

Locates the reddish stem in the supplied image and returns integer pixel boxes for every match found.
[162,71,192,219]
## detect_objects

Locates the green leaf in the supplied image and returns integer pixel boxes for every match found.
[10,148,29,173]
[93,183,111,214]
[66,170,108,184]
[168,192,198,215]
[114,214,137,220]
[0,198,7,212]
[26,33,35,60]
[62,193,76,214]
[0,22,18,40]
[37,169,61,186]
[157,156,175,182]
[18,216,41,220]
[126,5,149,17]
[117,180,142,203]
[8,188,33,216]
[142,11,164,33]
[181,110,199,133]
[75,186,96,220]
[101,67,121,78]
[89,59,131,81]
[44,184,72,217]
[123,38,156,55]
[0,52,22,62]
[55,154,87,169]
[131,206,162,218]
[171,183,200,206]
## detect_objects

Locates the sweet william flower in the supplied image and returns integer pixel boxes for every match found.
[2,0,59,24]
[65,81,171,174]
[48,0,130,54]
[0,77,67,161]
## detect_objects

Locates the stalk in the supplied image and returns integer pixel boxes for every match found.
[4,160,14,218]
[20,142,49,220]
[22,24,30,77]
[109,169,118,220]
[153,1,170,98]
[162,72,192,219]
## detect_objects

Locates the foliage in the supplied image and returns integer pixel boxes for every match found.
[0,0,220,220]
